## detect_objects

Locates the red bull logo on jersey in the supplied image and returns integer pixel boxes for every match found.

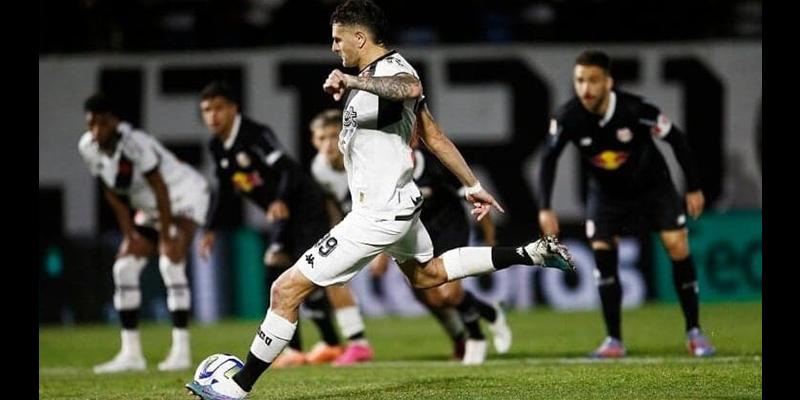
[231,171,263,193]
[590,150,630,170]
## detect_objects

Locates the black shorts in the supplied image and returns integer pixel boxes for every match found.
[424,213,470,257]
[586,183,687,241]
[279,207,330,260]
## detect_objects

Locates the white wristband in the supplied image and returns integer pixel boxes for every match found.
[464,182,483,196]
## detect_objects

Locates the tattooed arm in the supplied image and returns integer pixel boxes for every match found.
[323,69,421,101]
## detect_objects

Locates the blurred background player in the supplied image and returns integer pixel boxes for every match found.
[78,93,207,373]
[197,81,371,368]
[310,108,511,365]
[537,50,715,358]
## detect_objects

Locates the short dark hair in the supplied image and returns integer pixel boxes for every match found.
[200,80,239,106]
[330,0,389,46]
[310,109,342,131]
[576,50,612,74]
[84,93,118,116]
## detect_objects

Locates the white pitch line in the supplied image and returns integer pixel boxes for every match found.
[350,355,761,368]
[39,356,760,375]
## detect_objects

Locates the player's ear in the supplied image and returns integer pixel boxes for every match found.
[606,75,614,91]
[355,30,367,48]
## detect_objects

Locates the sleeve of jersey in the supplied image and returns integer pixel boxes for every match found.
[537,116,570,209]
[251,127,294,202]
[639,103,702,192]
[374,56,417,78]
[77,136,99,176]
[126,135,159,175]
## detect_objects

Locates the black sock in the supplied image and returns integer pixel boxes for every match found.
[594,248,622,341]
[491,247,533,270]
[413,289,464,342]
[171,310,189,328]
[119,310,138,330]
[672,256,700,332]
[462,316,485,340]
[233,352,270,392]
[458,291,497,323]
[304,289,341,346]
[455,293,485,339]
[288,323,302,351]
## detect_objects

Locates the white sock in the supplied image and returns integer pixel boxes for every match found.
[121,329,142,357]
[249,310,297,363]
[335,306,367,343]
[441,247,495,281]
[171,328,190,354]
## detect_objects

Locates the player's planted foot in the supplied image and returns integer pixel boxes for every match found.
[271,348,306,368]
[305,342,345,365]
[332,342,374,366]
[487,303,512,354]
[462,339,488,365]
[93,351,146,374]
[159,347,191,371]
[687,328,716,357]
[590,336,626,358]
[185,376,249,400]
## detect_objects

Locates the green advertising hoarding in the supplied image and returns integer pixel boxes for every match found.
[653,210,761,302]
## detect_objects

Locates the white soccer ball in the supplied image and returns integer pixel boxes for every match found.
[193,353,244,385]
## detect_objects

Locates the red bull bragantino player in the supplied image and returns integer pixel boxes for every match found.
[537,50,716,358]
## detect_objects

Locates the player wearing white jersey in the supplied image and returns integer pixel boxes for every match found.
[186,2,573,398]
[79,94,209,374]
[311,109,511,365]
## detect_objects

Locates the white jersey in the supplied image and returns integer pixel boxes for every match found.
[311,153,351,213]
[78,122,210,225]
[339,50,423,220]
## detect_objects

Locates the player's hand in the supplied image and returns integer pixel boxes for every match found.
[686,190,705,220]
[264,249,291,268]
[119,230,150,257]
[467,189,505,221]
[323,69,351,101]
[538,209,560,236]
[369,253,390,277]
[198,231,215,261]
[266,200,290,222]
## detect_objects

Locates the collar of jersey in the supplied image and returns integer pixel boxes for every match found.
[598,91,617,127]
[223,114,242,150]
[358,49,398,75]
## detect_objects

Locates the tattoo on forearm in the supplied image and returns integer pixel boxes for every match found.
[353,75,419,101]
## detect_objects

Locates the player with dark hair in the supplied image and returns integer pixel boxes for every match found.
[186,2,573,398]
[79,93,208,373]
[537,50,716,358]
[197,81,371,368]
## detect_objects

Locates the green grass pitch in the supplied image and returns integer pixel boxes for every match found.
[39,302,761,399]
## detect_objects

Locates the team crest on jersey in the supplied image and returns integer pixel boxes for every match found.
[616,127,633,143]
[590,150,630,170]
[343,107,358,127]
[231,171,263,192]
[236,152,251,168]
[580,137,592,146]
[220,158,229,168]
